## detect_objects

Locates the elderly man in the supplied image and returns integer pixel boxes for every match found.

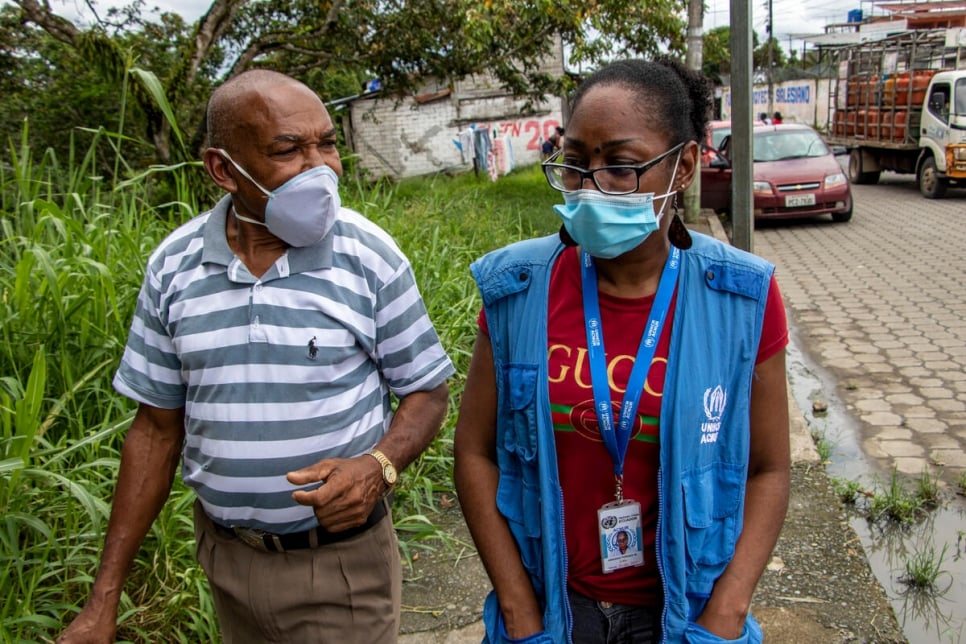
[58,69,454,643]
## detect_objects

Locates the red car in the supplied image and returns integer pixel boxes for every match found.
[701,123,853,223]
[700,119,765,166]
[701,120,736,166]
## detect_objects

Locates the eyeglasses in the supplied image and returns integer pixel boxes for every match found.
[542,142,686,195]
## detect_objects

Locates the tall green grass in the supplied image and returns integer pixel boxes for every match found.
[1,120,561,641]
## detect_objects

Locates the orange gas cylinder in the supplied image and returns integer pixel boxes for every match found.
[909,70,936,105]
[864,108,880,138]
[847,78,860,106]
[894,71,911,105]
[891,110,908,142]
[834,111,846,136]
[882,76,895,106]
[866,75,879,106]
[845,110,857,136]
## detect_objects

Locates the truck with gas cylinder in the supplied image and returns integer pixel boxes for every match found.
[822,28,966,198]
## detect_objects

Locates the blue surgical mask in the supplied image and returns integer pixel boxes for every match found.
[218,150,340,247]
[553,189,675,259]
[552,149,682,259]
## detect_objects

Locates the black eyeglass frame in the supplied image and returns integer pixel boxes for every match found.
[541,141,687,195]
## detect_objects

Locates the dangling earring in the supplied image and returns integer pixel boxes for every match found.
[559,224,578,247]
[668,191,693,250]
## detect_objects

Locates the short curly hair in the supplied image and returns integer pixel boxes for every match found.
[570,56,712,147]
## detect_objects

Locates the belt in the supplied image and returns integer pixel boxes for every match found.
[213,499,387,552]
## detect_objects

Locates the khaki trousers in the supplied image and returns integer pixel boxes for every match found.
[193,500,402,644]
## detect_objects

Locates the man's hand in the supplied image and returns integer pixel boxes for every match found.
[57,600,117,644]
[287,456,385,532]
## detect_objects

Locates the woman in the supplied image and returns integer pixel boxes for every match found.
[454,57,790,644]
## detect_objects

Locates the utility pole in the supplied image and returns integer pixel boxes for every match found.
[731,0,755,252]
[767,0,774,115]
[684,0,704,224]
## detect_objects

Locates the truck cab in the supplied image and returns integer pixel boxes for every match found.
[822,28,966,199]
[917,70,966,197]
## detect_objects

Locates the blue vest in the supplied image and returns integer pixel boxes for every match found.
[471,232,773,643]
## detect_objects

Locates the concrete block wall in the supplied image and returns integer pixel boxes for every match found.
[719,79,833,130]
[347,94,564,180]
[346,35,567,180]
[348,97,463,179]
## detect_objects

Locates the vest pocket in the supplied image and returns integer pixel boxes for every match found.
[495,363,543,576]
[681,463,744,569]
[502,363,539,462]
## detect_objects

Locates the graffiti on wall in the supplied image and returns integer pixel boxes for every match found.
[719,80,828,128]
[487,118,563,151]
[728,85,813,107]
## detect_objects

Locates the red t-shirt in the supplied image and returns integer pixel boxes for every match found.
[479,246,788,606]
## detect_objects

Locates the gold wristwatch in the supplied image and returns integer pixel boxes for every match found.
[366,449,398,491]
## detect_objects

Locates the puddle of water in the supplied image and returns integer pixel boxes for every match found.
[786,336,966,644]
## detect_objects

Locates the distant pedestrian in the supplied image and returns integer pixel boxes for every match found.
[542,126,565,159]
[772,111,783,125]
[759,111,773,125]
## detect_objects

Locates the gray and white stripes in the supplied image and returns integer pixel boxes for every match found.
[113,197,454,533]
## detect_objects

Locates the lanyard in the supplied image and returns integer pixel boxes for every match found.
[581,247,680,491]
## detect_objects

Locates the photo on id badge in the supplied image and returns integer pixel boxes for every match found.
[598,500,644,574]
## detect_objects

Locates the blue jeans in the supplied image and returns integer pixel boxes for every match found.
[569,589,661,644]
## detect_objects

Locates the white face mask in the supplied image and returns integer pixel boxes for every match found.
[219,149,340,247]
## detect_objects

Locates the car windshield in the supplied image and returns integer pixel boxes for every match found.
[753,129,829,162]
[711,127,732,148]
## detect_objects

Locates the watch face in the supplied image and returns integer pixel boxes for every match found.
[383,465,398,485]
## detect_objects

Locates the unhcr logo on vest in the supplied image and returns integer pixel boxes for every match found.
[701,385,727,444]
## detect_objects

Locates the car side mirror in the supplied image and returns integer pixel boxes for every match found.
[832,145,848,156]
[929,91,947,113]
[709,153,730,169]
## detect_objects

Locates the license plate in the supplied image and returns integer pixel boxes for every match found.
[785,193,816,207]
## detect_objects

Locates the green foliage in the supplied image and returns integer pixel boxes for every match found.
[916,466,942,510]
[0,121,203,640]
[1,115,561,638]
[9,0,691,170]
[809,427,832,463]
[868,469,927,524]
[899,543,950,590]
[831,477,866,505]
[702,26,733,84]
[701,26,794,84]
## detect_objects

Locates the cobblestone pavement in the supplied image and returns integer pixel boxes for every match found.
[751,174,966,486]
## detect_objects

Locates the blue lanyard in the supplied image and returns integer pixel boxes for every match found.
[581,248,680,481]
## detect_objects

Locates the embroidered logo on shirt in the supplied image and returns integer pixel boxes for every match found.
[307,336,318,360]
[701,385,727,444]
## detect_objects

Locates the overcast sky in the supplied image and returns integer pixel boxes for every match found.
[58,0,868,56]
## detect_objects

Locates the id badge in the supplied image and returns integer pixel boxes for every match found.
[598,500,644,574]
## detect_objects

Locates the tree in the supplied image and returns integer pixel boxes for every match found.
[702,26,734,85]
[754,35,788,75]
[7,0,688,169]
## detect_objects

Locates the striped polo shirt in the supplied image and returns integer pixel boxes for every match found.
[113,194,455,533]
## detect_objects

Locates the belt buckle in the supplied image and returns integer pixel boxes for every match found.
[233,527,269,551]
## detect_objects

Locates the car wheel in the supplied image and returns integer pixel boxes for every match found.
[917,156,948,199]
[848,148,880,185]
[831,205,852,223]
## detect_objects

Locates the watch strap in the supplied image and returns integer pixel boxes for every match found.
[366,449,397,489]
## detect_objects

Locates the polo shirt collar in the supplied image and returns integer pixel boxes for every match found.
[201,194,335,273]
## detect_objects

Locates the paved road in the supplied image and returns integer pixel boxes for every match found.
[752,174,966,487]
